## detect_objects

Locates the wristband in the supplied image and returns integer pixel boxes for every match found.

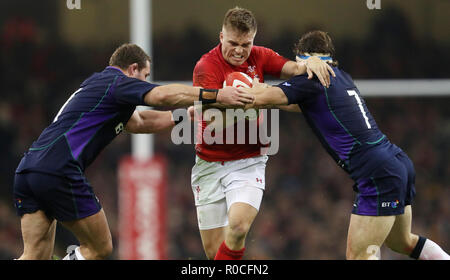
[199,88,219,104]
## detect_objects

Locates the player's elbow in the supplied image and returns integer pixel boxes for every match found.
[124,120,141,134]
[124,112,143,133]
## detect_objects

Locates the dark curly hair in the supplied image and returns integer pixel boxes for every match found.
[294,30,338,66]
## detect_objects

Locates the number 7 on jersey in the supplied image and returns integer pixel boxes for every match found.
[347,89,371,129]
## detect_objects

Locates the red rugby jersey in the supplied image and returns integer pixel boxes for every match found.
[193,43,288,162]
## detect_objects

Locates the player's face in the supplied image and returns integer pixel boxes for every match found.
[220,27,255,66]
[127,60,151,81]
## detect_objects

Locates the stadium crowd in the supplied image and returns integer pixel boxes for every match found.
[0,7,449,259]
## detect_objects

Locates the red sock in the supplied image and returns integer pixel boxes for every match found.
[214,241,245,260]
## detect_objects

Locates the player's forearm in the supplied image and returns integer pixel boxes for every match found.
[245,87,289,109]
[125,110,174,134]
[145,84,202,107]
[145,84,254,108]
[277,104,302,113]
[280,61,306,79]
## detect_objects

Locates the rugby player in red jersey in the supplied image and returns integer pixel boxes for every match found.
[190,7,335,260]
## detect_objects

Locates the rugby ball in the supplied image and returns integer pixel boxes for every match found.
[223,72,260,121]
[223,72,253,88]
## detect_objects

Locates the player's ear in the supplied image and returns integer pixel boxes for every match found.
[127,63,139,76]
[219,31,224,44]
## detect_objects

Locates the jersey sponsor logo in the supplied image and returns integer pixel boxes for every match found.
[15,198,23,209]
[381,200,399,208]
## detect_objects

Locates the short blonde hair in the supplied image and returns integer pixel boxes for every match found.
[222,6,257,34]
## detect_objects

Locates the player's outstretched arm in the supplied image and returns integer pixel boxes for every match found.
[125,110,175,134]
[281,56,335,88]
[277,104,301,113]
[240,86,289,110]
[240,78,300,112]
[143,84,254,108]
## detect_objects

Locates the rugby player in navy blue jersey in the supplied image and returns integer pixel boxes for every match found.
[239,31,449,260]
[13,43,254,260]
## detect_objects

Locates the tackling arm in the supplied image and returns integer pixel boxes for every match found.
[125,110,175,134]
[144,84,203,107]
[143,84,254,108]
[246,79,301,112]
[278,104,301,113]
[242,86,289,109]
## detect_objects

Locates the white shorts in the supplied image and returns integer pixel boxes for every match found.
[191,155,268,230]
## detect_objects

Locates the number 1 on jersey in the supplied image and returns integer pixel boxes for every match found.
[53,88,83,123]
[347,90,371,129]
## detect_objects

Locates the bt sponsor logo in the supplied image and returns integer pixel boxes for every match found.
[381,200,399,208]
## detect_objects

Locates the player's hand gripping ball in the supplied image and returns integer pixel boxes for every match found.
[223,72,259,121]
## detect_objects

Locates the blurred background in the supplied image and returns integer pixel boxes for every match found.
[0,0,449,260]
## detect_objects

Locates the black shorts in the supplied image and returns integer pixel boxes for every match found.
[13,171,102,221]
[352,151,416,216]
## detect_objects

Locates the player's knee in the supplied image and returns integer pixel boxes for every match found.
[228,219,251,240]
[385,233,417,255]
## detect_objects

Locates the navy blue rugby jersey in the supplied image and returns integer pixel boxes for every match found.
[276,67,402,179]
[16,66,159,176]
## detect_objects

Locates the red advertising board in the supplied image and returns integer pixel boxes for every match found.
[118,155,167,259]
